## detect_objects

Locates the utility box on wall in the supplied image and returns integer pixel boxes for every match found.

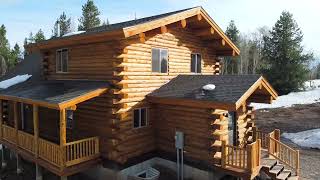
[175,131,184,149]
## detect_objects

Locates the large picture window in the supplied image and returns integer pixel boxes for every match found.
[56,49,68,73]
[152,48,168,73]
[133,108,148,128]
[191,53,201,73]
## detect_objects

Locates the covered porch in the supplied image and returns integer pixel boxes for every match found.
[0,80,108,176]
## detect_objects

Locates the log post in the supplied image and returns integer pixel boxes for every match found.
[275,129,280,155]
[296,150,300,176]
[247,143,253,172]
[59,109,66,169]
[221,140,226,167]
[33,105,39,158]
[13,101,18,145]
[257,139,261,166]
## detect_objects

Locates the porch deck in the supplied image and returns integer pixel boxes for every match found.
[0,124,100,176]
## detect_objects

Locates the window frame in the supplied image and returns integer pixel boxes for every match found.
[133,107,148,129]
[191,53,202,74]
[56,48,69,73]
[151,48,169,74]
[66,110,73,130]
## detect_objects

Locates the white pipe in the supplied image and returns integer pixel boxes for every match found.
[181,148,184,180]
[177,149,180,180]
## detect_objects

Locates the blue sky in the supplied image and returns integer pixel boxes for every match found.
[1,0,319,56]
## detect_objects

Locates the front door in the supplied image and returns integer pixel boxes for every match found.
[228,112,236,146]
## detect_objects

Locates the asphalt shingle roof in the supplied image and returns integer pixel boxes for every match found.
[148,75,262,104]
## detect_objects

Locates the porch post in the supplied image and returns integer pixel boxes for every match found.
[16,154,23,174]
[13,101,18,145]
[59,108,66,170]
[1,145,7,168]
[33,105,39,158]
[36,164,43,180]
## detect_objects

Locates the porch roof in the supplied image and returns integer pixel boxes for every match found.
[147,75,278,111]
[0,80,109,110]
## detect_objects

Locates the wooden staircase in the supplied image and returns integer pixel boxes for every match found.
[261,158,299,180]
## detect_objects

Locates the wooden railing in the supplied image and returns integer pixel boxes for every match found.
[39,138,62,167]
[253,128,300,176]
[17,131,35,154]
[2,125,17,144]
[221,139,261,172]
[269,134,300,176]
[65,137,100,167]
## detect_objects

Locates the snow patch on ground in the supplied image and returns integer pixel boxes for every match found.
[251,79,320,109]
[0,74,32,89]
[62,31,85,37]
[283,129,320,149]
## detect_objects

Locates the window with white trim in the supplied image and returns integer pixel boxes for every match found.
[191,53,201,73]
[133,108,148,128]
[152,48,168,73]
[56,49,68,72]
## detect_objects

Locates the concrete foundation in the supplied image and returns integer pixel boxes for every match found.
[83,157,225,180]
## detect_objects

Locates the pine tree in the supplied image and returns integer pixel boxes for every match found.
[0,24,12,69]
[34,29,46,42]
[78,0,101,31]
[27,32,34,44]
[224,20,240,74]
[53,12,72,37]
[260,11,313,95]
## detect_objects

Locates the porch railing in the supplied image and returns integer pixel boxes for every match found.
[253,128,300,176]
[39,138,62,167]
[65,137,100,167]
[221,139,261,172]
[18,130,35,154]
[2,125,16,144]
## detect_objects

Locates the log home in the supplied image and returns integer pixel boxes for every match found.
[0,7,300,180]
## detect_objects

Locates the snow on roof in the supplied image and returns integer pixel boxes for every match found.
[0,74,32,89]
[283,129,320,149]
[251,79,320,109]
[62,31,86,37]
[202,84,216,91]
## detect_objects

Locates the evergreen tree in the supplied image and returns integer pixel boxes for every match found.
[34,29,46,42]
[260,11,313,95]
[78,0,101,31]
[27,32,34,44]
[0,24,13,69]
[224,20,240,74]
[53,12,72,37]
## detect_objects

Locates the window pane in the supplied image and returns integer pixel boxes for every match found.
[134,109,140,128]
[62,49,68,72]
[56,51,62,72]
[191,54,196,73]
[66,110,73,129]
[196,54,201,73]
[152,49,160,72]
[160,50,168,73]
[140,108,147,126]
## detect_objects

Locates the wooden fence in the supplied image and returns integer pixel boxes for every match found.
[2,125,16,144]
[39,138,62,167]
[17,131,35,154]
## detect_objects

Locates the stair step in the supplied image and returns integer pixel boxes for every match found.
[261,158,277,169]
[287,176,299,180]
[276,170,291,180]
[269,165,284,176]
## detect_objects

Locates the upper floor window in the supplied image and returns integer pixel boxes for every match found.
[152,48,168,73]
[133,108,148,128]
[191,53,201,73]
[56,49,68,73]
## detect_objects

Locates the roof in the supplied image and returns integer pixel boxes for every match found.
[0,80,109,109]
[0,53,109,109]
[26,7,239,56]
[148,75,278,110]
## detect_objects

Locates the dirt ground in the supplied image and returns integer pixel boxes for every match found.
[255,103,320,180]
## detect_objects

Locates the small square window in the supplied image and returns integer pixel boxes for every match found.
[133,108,148,128]
[66,110,73,129]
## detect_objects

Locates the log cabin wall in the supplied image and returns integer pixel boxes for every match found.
[43,41,124,81]
[236,105,255,147]
[112,27,222,163]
